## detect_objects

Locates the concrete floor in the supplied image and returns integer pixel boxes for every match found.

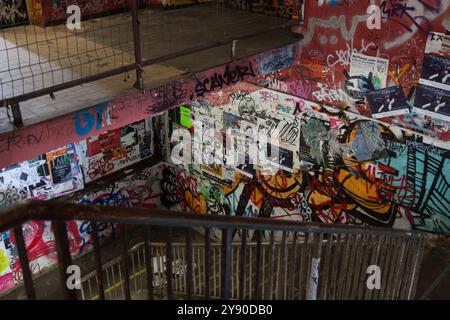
[0,4,297,133]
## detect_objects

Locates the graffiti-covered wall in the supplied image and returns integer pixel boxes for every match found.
[0,0,28,28]
[257,0,450,143]
[0,163,164,293]
[165,82,450,235]
[0,118,156,294]
[0,118,154,206]
[0,44,300,295]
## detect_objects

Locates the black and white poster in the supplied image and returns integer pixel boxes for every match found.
[366,86,410,118]
[419,54,450,91]
[413,84,450,122]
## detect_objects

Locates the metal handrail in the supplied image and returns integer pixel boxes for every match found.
[0,200,422,236]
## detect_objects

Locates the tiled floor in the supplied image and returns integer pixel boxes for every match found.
[0,5,297,133]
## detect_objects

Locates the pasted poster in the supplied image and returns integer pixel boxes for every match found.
[83,119,153,183]
[0,144,83,207]
[419,54,450,91]
[257,111,299,172]
[47,146,77,195]
[0,234,14,293]
[299,115,332,170]
[366,86,410,118]
[425,32,450,57]
[414,84,450,122]
[348,53,389,100]
[414,46,450,122]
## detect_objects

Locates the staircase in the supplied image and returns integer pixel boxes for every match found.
[0,201,425,300]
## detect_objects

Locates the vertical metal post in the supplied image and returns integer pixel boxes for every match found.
[186,228,193,299]
[254,230,262,299]
[13,225,36,300]
[221,228,233,299]
[230,40,237,61]
[288,232,298,300]
[409,235,425,299]
[166,227,174,300]
[319,233,333,300]
[53,221,78,300]
[298,232,309,299]
[120,224,131,300]
[10,102,23,128]
[91,221,105,300]
[144,226,154,300]
[130,0,144,90]
[307,233,322,300]
[204,228,211,299]
[277,231,287,299]
[239,229,247,299]
[267,231,275,299]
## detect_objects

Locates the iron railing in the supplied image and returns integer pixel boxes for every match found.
[0,201,425,300]
[80,235,424,300]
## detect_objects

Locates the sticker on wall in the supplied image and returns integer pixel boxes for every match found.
[414,84,450,122]
[347,53,389,92]
[0,144,83,206]
[366,86,410,119]
[83,119,154,183]
[0,241,11,276]
[47,147,76,195]
[425,32,450,57]
[299,116,332,169]
[419,54,450,91]
[348,53,389,99]
[0,232,14,293]
[180,105,192,128]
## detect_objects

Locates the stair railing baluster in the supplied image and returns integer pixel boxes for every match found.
[13,225,36,300]
[53,221,78,300]
[91,221,105,300]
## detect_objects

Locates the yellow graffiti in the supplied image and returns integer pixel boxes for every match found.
[184,191,207,214]
[0,249,10,274]
[257,170,302,199]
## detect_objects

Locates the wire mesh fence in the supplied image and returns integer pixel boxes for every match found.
[0,0,301,106]
[0,3,134,101]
